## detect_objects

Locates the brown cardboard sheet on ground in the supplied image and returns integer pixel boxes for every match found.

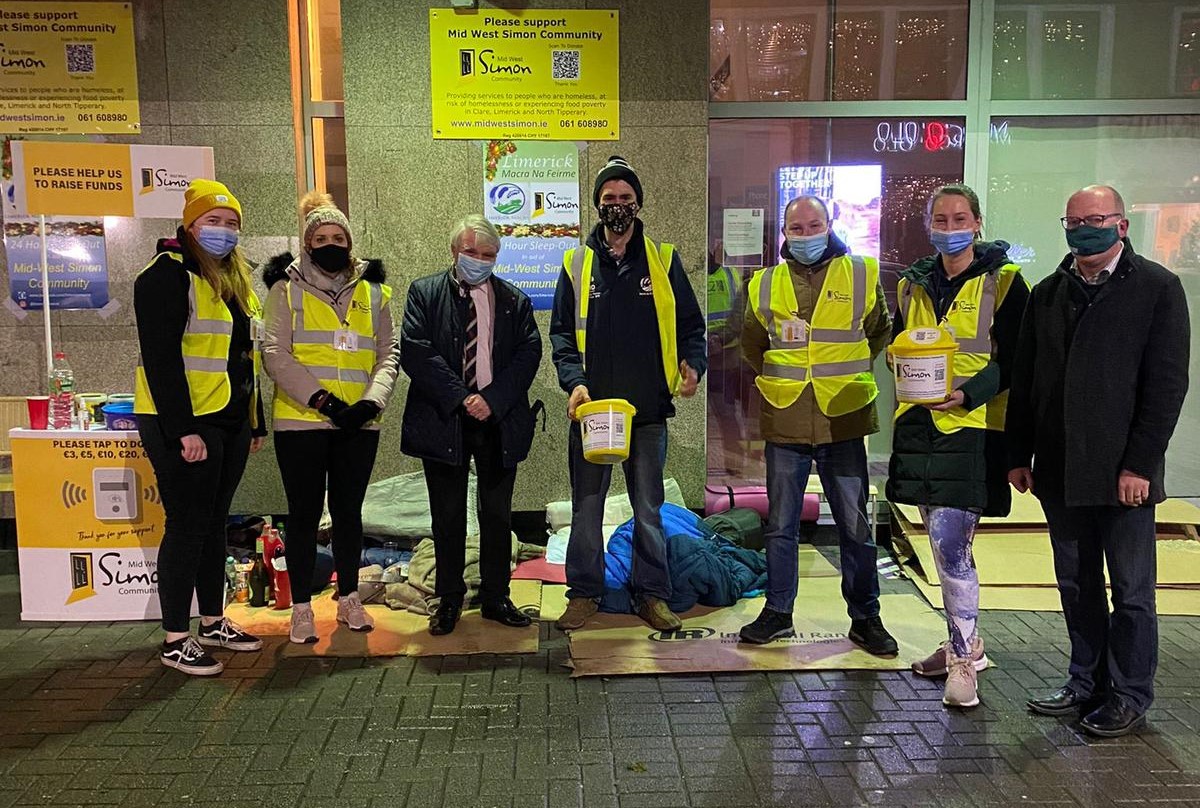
[226,579,541,657]
[536,544,839,623]
[903,560,1200,617]
[895,494,1200,529]
[905,530,1200,587]
[564,579,945,677]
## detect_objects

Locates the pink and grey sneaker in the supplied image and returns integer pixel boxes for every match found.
[336,592,374,632]
[912,636,988,677]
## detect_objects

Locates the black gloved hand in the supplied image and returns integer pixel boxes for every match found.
[332,400,381,431]
[309,390,350,421]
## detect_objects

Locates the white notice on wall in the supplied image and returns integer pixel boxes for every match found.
[722,208,764,266]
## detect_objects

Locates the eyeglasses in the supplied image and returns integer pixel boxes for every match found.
[1060,213,1123,230]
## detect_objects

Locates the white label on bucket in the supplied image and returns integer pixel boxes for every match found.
[581,409,627,454]
[895,354,950,402]
[908,328,942,345]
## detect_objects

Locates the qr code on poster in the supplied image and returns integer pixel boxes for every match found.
[552,50,580,80]
[66,43,95,74]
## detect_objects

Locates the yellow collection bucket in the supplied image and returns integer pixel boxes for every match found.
[575,398,637,464]
[888,327,958,404]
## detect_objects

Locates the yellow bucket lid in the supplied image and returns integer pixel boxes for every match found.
[890,327,958,357]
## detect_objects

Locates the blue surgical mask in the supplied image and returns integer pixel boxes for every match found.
[196,226,239,258]
[456,253,495,285]
[930,228,976,256]
[1066,224,1121,256]
[786,232,828,265]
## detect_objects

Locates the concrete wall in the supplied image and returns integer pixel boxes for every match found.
[340,0,710,510]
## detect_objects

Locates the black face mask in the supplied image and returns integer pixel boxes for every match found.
[310,244,350,273]
[598,203,638,235]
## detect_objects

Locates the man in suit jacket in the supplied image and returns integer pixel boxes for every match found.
[400,214,543,636]
[1008,185,1191,737]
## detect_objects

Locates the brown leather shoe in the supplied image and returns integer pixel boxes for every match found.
[637,597,682,631]
[555,597,599,631]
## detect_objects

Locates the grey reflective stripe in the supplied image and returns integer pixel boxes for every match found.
[570,248,587,365]
[850,255,867,327]
[187,319,232,335]
[769,335,802,350]
[810,327,865,343]
[291,330,376,352]
[811,358,872,377]
[292,328,334,344]
[369,283,383,325]
[707,310,729,321]
[756,265,776,336]
[962,272,999,354]
[306,367,371,384]
[289,282,306,332]
[182,356,227,373]
[762,362,807,381]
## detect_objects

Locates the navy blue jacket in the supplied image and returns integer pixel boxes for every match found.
[400,270,542,468]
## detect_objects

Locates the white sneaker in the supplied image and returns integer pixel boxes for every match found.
[943,651,981,708]
[290,603,317,644]
[336,592,374,632]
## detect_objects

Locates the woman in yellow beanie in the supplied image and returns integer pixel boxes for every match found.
[261,191,399,643]
[133,178,267,676]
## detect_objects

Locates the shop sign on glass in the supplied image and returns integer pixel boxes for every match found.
[0,2,140,134]
[430,9,619,141]
[483,140,580,310]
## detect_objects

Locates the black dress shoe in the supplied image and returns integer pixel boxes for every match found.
[429,600,462,636]
[849,616,899,656]
[481,598,532,628]
[1081,695,1146,738]
[1027,686,1095,716]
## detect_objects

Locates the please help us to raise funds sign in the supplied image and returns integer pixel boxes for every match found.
[429,8,619,141]
[0,2,140,134]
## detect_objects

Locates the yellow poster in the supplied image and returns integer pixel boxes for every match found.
[0,1,140,135]
[16,139,133,216]
[429,8,619,141]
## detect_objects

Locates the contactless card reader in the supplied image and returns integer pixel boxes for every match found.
[92,468,138,522]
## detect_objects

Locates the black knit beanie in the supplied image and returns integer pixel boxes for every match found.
[592,155,643,207]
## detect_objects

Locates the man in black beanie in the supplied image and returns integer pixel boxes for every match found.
[550,155,707,632]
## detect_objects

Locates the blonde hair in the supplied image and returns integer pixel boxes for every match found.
[184,230,255,315]
[450,214,501,251]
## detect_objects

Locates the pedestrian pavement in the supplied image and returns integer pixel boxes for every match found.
[3,568,1200,808]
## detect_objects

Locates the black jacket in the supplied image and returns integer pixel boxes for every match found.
[1006,240,1190,506]
[400,269,542,468]
[887,241,1029,515]
[549,219,707,424]
[133,229,265,441]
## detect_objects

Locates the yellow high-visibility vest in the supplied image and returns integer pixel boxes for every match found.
[563,236,681,395]
[748,255,879,417]
[134,252,262,428]
[893,262,1025,433]
[707,266,740,350]
[271,278,392,427]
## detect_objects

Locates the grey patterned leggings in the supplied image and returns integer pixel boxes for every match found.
[920,505,981,656]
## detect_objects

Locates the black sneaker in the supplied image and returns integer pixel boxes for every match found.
[849,615,899,656]
[739,606,796,644]
[160,636,224,676]
[197,617,263,652]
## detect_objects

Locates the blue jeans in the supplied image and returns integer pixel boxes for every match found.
[764,438,880,619]
[566,420,670,602]
[1042,501,1158,712]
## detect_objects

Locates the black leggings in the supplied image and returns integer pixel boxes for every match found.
[275,429,379,602]
[139,416,251,632]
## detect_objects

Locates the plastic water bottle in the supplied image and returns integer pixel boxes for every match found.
[49,352,75,429]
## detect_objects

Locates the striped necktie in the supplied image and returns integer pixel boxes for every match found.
[461,282,478,391]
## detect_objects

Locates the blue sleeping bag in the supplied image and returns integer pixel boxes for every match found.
[600,503,768,614]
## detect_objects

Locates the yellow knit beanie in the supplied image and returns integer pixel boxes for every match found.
[183,179,243,228]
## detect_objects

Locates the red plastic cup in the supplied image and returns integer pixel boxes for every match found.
[26,397,49,429]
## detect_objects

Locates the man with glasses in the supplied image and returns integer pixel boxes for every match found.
[1007,185,1190,737]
